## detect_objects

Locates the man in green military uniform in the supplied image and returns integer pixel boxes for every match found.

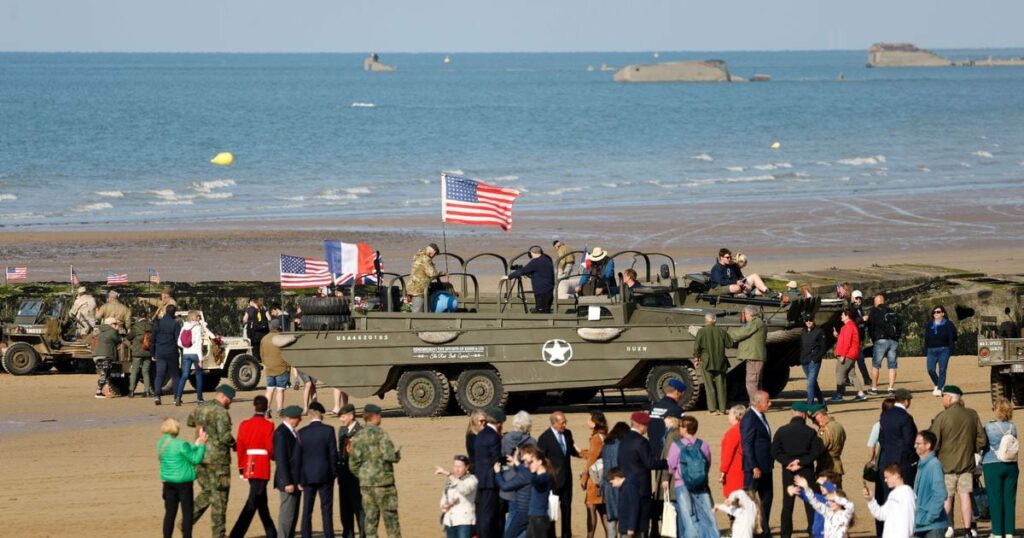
[126,315,153,397]
[349,403,401,538]
[693,312,732,414]
[97,290,132,331]
[810,405,847,486]
[188,384,236,537]
[728,305,767,403]
[337,403,366,538]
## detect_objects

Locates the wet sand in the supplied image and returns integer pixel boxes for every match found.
[0,354,1015,537]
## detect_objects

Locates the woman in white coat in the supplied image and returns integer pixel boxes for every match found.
[174,310,214,406]
[437,455,479,538]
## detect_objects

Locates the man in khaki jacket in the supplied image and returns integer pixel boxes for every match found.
[97,290,131,332]
[930,385,986,537]
[70,286,97,337]
[138,287,177,320]
[728,305,767,403]
[553,240,576,300]
[407,243,442,313]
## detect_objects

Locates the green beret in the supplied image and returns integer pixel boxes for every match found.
[941,385,963,396]
[340,403,356,415]
[485,406,507,423]
[809,404,827,416]
[282,405,303,418]
[894,388,914,400]
[791,402,808,413]
[216,384,236,399]
[363,403,382,415]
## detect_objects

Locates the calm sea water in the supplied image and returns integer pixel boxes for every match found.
[1,50,1023,227]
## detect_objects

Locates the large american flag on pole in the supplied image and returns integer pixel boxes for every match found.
[280,255,332,289]
[107,270,128,285]
[441,174,520,231]
[6,266,27,281]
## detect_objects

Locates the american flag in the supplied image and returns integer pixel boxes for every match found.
[149,268,160,284]
[280,255,332,289]
[441,174,519,231]
[71,266,80,285]
[6,266,27,281]
[107,270,128,285]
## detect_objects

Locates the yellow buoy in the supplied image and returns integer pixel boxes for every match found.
[770,141,781,150]
[211,152,234,166]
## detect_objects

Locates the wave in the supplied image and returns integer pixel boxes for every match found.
[276,195,306,201]
[345,186,371,194]
[690,153,714,162]
[490,175,520,182]
[725,166,746,172]
[837,155,886,166]
[753,162,793,171]
[197,192,233,200]
[148,189,179,200]
[94,191,124,198]
[351,102,376,108]
[0,212,37,220]
[544,186,584,195]
[442,169,465,176]
[973,150,994,158]
[74,202,113,212]
[315,189,359,201]
[148,200,194,206]
[190,179,236,193]
[0,193,17,201]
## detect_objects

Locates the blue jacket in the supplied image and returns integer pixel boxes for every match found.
[528,472,553,516]
[151,314,180,361]
[798,488,826,538]
[509,254,554,295]
[740,409,773,488]
[474,425,502,489]
[578,259,618,296]
[616,474,643,534]
[913,452,949,532]
[709,261,744,288]
[617,429,666,496]
[298,420,338,485]
[878,405,918,485]
[273,422,301,491]
[923,319,957,350]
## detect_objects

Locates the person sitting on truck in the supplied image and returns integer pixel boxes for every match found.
[506,245,555,313]
[408,242,444,313]
[709,248,775,298]
[70,286,97,337]
[623,268,641,290]
[576,247,618,297]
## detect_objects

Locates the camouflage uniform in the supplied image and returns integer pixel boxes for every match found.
[349,423,402,538]
[406,249,439,297]
[188,400,235,537]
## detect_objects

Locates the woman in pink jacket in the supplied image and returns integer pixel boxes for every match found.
[831,308,865,402]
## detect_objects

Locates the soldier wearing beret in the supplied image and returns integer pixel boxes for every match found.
[350,404,402,538]
[810,405,847,487]
[337,403,366,538]
[930,385,986,538]
[188,384,236,538]
[274,405,304,538]
[771,402,823,538]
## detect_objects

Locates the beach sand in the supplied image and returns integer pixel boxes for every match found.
[0,354,1013,537]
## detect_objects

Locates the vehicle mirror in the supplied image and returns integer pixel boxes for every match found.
[659,264,670,279]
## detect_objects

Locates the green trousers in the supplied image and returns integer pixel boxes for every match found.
[193,464,231,538]
[129,356,152,394]
[702,369,727,413]
[982,461,1018,537]
[361,485,401,538]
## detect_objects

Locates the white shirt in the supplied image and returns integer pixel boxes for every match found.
[178,320,207,357]
[868,484,916,538]
[717,489,757,538]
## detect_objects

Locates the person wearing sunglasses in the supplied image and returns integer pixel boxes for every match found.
[923,305,958,397]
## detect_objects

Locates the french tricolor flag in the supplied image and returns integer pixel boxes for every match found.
[323,240,378,286]
[580,245,591,272]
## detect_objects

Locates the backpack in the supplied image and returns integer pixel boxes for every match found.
[142,330,152,351]
[179,326,193,348]
[878,308,902,340]
[677,439,709,492]
[995,422,1019,462]
[250,307,269,332]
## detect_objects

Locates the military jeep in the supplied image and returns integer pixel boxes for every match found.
[979,310,1024,406]
[1,297,96,375]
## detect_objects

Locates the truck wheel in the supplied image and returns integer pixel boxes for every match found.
[560,388,599,406]
[397,369,451,417]
[300,314,347,331]
[299,297,349,315]
[55,359,77,373]
[228,355,261,392]
[3,343,41,375]
[456,369,508,414]
[991,369,1012,406]
[645,363,702,411]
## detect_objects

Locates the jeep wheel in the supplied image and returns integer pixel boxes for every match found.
[645,362,702,411]
[3,343,41,375]
[229,355,261,392]
[299,297,350,315]
[456,368,508,414]
[301,314,347,331]
[397,369,450,417]
[991,369,1012,406]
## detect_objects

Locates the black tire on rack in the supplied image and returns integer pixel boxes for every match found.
[300,315,346,331]
[298,297,349,315]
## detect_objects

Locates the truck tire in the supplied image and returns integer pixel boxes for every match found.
[3,342,41,375]
[456,368,508,414]
[397,369,451,417]
[559,388,599,406]
[645,363,702,411]
[228,354,261,392]
[301,315,347,331]
[299,297,349,315]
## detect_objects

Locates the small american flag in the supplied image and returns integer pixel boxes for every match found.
[149,268,160,284]
[6,266,27,281]
[441,174,519,231]
[280,255,332,289]
[107,270,128,285]
[71,267,80,285]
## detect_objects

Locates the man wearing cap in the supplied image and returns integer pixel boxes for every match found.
[70,286,97,337]
[694,312,731,415]
[913,430,950,538]
[771,402,823,538]
[729,305,768,403]
[230,395,276,538]
[576,247,617,297]
[506,245,555,313]
[648,378,686,456]
[188,384,237,538]
[799,313,827,406]
[811,405,847,486]
[408,243,443,313]
[849,290,872,386]
[618,410,668,537]
[97,289,132,331]
[298,401,338,538]
[126,314,154,398]
[537,410,579,538]
[741,390,774,538]
[473,407,504,538]
[336,403,366,538]
[350,404,402,538]
[139,287,178,321]
[553,240,576,299]
[93,317,122,398]
[274,405,304,538]
[875,388,918,536]
[928,385,985,538]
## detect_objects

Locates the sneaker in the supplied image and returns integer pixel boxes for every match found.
[932,387,942,396]
[868,388,879,395]
[128,391,135,399]
[94,392,105,399]
[887,388,895,395]
[174,399,182,407]
[154,399,162,406]
[968,529,978,538]
[854,394,868,402]
[828,395,843,402]
[944,527,954,538]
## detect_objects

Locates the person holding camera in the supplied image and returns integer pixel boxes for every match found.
[505,245,555,313]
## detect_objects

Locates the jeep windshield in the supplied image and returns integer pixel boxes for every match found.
[17,301,44,318]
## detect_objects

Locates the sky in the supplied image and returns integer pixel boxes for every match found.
[1,0,1023,53]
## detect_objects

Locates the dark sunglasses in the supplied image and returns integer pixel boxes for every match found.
[933,310,944,314]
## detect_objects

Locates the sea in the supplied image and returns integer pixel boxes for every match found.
[1,50,1023,228]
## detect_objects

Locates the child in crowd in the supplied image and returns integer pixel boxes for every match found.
[713,488,759,538]
[607,468,640,537]
[790,474,854,538]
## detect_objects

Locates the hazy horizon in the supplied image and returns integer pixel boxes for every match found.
[2,0,1022,54]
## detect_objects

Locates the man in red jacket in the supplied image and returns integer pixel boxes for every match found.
[229,395,277,538]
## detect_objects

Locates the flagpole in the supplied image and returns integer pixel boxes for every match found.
[69,265,73,294]
[440,174,450,279]
[4,267,8,288]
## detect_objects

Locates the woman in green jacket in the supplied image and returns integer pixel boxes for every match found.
[158,417,207,538]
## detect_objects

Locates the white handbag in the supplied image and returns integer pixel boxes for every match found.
[659,487,677,537]
[548,493,560,522]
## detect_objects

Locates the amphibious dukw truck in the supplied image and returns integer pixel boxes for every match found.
[278,250,841,417]
[978,310,1024,406]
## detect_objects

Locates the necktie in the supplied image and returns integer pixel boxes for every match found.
[558,432,566,454]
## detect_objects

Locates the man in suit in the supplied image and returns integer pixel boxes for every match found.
[875,388,918,537]
[771,402,823,538]
[742,390,773,538]
[537,411,580,538]
[298,402,338,538]
[474,406,506,538]
[274,405,304,538]
[617,410,668,538]
[336,404,366,538]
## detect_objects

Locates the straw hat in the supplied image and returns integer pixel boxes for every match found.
[589,247,608,261]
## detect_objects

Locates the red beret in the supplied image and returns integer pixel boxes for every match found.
[630,411,650,426]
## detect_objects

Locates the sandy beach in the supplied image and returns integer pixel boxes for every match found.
[0,354,1012,537]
